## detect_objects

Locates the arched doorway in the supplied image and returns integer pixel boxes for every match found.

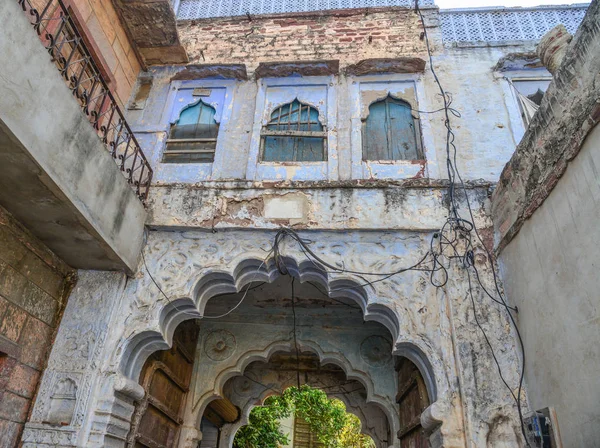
[396,357,431,448]
[124,268,438,448]
[126,320,200,448]
[228,382,377,448]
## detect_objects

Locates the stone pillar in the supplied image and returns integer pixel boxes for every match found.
[537,24,573,75]
[86,373,144,447]
[22,271,130,447]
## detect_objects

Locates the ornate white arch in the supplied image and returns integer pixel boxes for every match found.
[103,251,452,448]
[118,254,408,382]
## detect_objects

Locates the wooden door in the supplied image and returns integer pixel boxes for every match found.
[128,321,200,448]
[293,417,324,448]
[396,358,430,448]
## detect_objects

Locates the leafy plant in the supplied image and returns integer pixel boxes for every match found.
[233,385,375,448]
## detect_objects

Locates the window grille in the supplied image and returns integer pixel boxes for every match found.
[440,5,588,44]
[164,100,219,163]
[261,99,327,162]
[177,0,434,20]
[363,96,421,161]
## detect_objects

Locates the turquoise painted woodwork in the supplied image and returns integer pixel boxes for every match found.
[363,97,419,161]
[166,99,219,163]
[262,99,326,162]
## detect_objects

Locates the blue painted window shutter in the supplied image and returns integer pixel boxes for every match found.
[261,99,326,162]
[363,96,421,161]
[164,100,219,163]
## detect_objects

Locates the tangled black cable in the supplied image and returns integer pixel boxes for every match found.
[414,2,529,444]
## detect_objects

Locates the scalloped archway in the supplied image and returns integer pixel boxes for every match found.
[112,254,447,448]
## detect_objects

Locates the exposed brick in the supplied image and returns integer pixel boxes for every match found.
[0,300,27,343]
[0,391,30,423]
[0,355,18,390]
[14,251,65,300]
[0,262,60,327]
[177,8,426,73]
[7,363,40,399]
[17,317,53,370]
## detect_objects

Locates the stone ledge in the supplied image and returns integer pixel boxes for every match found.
[150,178,493,190]
[345,57,426,75]
[171,64,248,81]
[255,60,340,78]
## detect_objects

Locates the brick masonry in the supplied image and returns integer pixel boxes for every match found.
[28,0,142,107]
[177,7,430,74]
[0,206,75,447]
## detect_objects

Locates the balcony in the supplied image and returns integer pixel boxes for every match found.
[0,0,151,273]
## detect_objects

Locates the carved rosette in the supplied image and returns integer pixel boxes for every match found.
[204,330,237,361]
[360,335,392,367]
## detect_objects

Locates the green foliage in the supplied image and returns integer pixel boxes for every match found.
[233,396,292,448]
[233,385,375,448]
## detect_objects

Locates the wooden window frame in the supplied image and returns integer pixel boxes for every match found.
[259,100,328,163]
[361,95,423,162]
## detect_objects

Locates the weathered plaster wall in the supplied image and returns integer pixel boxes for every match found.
[24,228,527,447]
[498,123,600,447]
[492,6,600,446]
[146,180,493,232]
[492,1,600,253]
[129,10,528,188]
[0,206,74,448]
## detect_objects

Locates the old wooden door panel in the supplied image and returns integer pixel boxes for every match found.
[129,321,199,448]
[293,417,324,448]
[396,358,430,448]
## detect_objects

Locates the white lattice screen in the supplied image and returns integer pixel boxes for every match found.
[440,5,588,44]
[177,0,435,20]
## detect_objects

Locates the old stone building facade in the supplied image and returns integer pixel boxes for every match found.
[0,0,597,447]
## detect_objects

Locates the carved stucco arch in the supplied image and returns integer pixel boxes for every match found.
[113,253,451,445]
[195,339,397,429]
[221,371,392,448]
[119,254,408,381]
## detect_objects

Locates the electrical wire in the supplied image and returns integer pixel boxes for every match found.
[414,1,529,443]
[141,246,273,320]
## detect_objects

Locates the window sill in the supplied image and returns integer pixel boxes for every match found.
[357,159,427,180]
[255,161,328,181]
[363,159,426,165]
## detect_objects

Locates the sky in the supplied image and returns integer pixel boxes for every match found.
[436,0,586,8]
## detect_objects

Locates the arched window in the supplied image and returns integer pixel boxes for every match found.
[164,99,219,163]
[362,96,422,161]
[261,99,326,162]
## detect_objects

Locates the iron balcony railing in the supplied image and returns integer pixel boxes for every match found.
[17,0,153,203]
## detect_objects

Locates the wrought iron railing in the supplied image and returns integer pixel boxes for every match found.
[17,0,153,203]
